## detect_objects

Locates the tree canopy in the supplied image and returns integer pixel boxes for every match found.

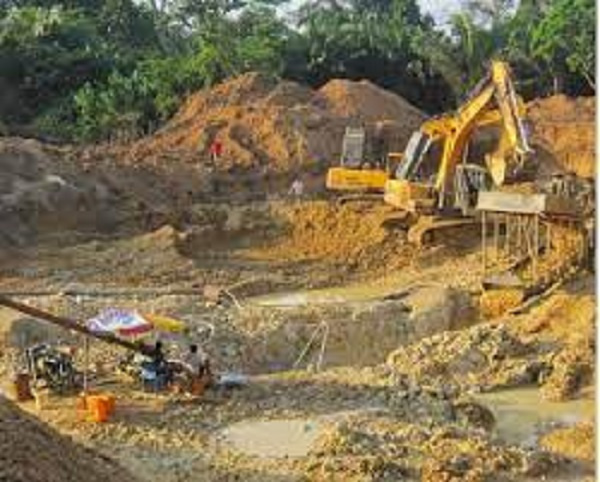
[0,0,595,141]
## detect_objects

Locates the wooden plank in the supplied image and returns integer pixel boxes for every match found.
[477,191,546,214]
[477,191,581,216]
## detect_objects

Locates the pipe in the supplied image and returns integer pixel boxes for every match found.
[0,288,203,298]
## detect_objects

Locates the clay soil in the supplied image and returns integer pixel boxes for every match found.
[0,395,137,482]
[0,75,595,481]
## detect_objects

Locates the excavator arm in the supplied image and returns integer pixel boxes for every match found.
[434,61,532,201]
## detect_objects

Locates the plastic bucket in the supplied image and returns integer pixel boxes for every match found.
[12,373,32,402]
[87,395,110,422]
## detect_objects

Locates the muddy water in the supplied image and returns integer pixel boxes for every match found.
[217,419,324,458]
[249,275,418,307]
[474,387,595,446]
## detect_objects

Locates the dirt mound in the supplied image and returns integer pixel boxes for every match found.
[307,411,558,482]
[42,225,196,287]
[386,323,553,392]
[245,200,412,274]
[0,137,133,248]
[516,275,595,345]
[527,95,595,178]
[388,275,596,396]
[540,343,594,401]
[102,73,425,174]
[0,396,136,482]
[540,422,595,463]
[318,79,424,137]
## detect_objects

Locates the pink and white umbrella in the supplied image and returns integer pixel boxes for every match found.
[86,308,153,337]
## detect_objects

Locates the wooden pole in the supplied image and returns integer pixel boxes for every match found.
[83,336,89,394]
[505,214,511,259]
[493,213,499,262]
[482,210,487,275]
[517,214,523,252]
[533,214,540,279]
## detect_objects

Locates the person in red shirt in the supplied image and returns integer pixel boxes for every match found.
[209,138,223,164]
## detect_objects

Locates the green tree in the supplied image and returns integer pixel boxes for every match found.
[532,0,595,91]
[72,2,290,140]
[0,1,164,130]
[412,11,503,102]
[295,0,450,111]
[0,6,109,123]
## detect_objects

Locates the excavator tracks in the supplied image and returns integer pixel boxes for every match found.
[406,215,481,247]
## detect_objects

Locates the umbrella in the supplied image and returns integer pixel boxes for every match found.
[86,308,152,337]
[141,313,187,333]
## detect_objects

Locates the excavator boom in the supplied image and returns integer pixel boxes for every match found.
[383,60,533,245]
[386,60,531,212]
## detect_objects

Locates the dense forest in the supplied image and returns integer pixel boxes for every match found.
[0,0,595,142]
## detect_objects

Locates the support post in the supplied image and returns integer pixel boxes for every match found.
[533,214,540,279]
[83,336,89,394]
[493,213,499,262]
[482,210,487,275]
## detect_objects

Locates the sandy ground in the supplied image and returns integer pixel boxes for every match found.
[0,196,595,482]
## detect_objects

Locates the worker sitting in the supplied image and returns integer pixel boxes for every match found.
[140,341,171,392]
[182,344,212,395]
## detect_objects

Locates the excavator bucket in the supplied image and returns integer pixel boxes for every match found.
[486,153,507,186]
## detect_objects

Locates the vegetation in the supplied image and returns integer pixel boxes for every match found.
[0,0,595,141]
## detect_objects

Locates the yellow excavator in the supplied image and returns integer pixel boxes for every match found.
[383,60,533,244]
[325,121,404,202]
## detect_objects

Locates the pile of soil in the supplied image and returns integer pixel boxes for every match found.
[244,201,412,274]
[540,422,595,464]
[386,323,552,392]
[0,396,136,482]
[0,138,126,248]
[318,79,425,140]
[304,407,558,482]
[101,72,426,173]
[527,95,595,178]
[388,275,596,396]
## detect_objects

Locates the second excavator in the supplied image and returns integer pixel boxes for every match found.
[325,121,405,203]
[383,60,534,245]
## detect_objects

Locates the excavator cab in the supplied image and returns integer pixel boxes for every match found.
[384,130,442,213]
[326,126,389,193]
[340,127,366,168]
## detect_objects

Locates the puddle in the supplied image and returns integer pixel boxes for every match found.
[217,418,323,458]
[216,408,385,458]
[474,387,595,446]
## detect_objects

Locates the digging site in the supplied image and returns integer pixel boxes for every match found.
[0,69,595,482]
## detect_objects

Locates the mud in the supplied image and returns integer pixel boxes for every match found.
[0,396,137,482]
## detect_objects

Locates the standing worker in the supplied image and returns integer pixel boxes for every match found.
[209,137,223,165]
[288,175,304,199]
